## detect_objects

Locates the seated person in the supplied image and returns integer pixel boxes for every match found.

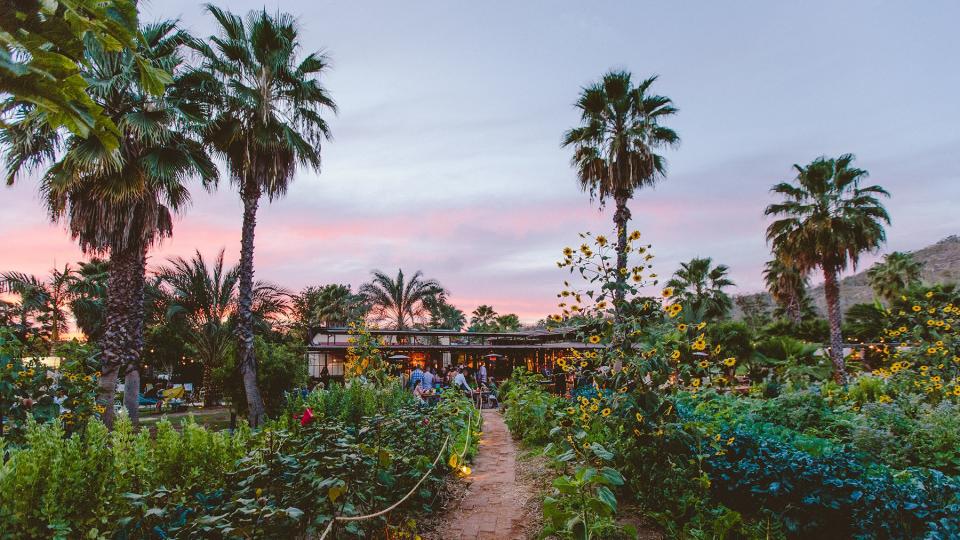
[413,381,428,404]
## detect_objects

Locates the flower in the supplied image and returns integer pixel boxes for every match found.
[671,350,681,360]
[635,412,643,422]
[595,235,608,247]
[723,357,737,367]
[562,247,574,257]
[601,408,612,417]
[629,230,641,241]
[698,360,709,368]
[588,335,601,344]
[690,378,701,387]
[677,323,688,332]
[662,288,674,298]
[912,305,922,312]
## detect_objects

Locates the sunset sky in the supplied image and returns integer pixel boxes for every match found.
[2,1,959,322]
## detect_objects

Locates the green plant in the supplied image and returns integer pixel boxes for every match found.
[543,466,630,540]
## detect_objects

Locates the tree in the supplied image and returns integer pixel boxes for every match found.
[359,269,445,330]
[562,71,679,332]
[765,154,890,384]
[495,313,522,332]
[2,21,217,426]
[468,305,499,331]
[1,266,76,347]
[158,250,238,406]
[291,284,367,337]
[423,297,466,331]
[69,258,110,343]
[0,0,156,146]
[190,7,336,426]
[867,251,922,303]
[666,257,735,321]
[763,258,811,325]
[158,250,287,407]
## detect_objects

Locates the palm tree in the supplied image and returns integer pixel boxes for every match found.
[763,258,810,325]
[158,250,239,406]
[469,305,499,331]
[1,266,75,347]
[2,22,217,425]
[666,257,735,321]
[359,269,446,330]
[495,313,522,332]
[292,284,367,334]
[424,298,466,331]
[69,258,110,343]
[765,154,890,384]
[562,71,679,328]
[867,251,922,303]
[190,7,336,426]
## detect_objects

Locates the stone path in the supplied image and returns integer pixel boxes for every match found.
[434,409,528,539]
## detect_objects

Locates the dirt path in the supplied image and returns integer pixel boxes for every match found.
[430,409,530,539]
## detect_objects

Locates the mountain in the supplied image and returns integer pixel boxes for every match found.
[733,235,960,320]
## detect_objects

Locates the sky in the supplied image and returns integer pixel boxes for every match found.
[2,1,959,323]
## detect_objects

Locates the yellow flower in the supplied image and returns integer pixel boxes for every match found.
[601,408,612,417]
[635,412,643,422]
[698,360,709,368]
[580,361,588,368]
[926,291,934,298]
[595,235,608,247]
[913,305,922,312]
[566,407,576,415]
[588,335,601,344]
[662,287,674,298]
[692,340,707,351]
[690,379,701,387]
[723,357,736,367]
[629,230,641,241]
[671,350,681,360]
[677,324,688,332]
[563,247,574,257]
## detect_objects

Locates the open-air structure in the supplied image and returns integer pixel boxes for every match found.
[306,326,601,381]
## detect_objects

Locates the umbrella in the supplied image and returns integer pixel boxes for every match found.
[387,354,410,363]
[484,353,504,360]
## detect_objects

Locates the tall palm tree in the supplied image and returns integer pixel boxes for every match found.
[666,257,735,321]
[1,21,217,425]
[292,284,367,333]
[765,154,890,384]
[159,250,239,406]
[562,71,679,328]
[190,7,336,426]
[763,258,810,325]
[867,251,922,303]
[359,269,445,330]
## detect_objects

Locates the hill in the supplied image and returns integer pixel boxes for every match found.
[733,235,960,320]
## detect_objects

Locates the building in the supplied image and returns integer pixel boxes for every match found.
[306,326,600,381]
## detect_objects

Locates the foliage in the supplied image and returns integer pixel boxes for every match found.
[0,0,152,146]
[0,331,98,442]
[466,305,522,332]
[868,251,923,303]
[763,258,811,324]
[423,296,466,331]
[666,257,735,321]
[0,415,250,538]
[291,284,368,336]
[218,336,307,417]
[344,321,390,384]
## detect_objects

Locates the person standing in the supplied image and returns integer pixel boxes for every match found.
[409,365,425,391]
[422,367,434,390]
[478,363,488,385]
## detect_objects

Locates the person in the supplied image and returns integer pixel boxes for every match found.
[553,368,566,396]
[422,367,434,390]
[478,363,488,385]
[320,365,329,387]
[409,365,425,391]
[413,381,428,404]
[453,367,472,394]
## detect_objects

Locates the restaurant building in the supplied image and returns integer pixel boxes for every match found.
[306,326,600,381]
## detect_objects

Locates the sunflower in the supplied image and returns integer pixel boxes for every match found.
[601,408,612,417]
[671,350,681,360]
[662,288,674,298]
[629,230,641,241]
[723,357,737,367]
[698,360,709,368]
[677,324,688,332]
[588,335,601,344]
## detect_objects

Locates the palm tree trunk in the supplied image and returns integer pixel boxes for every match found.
[822,266,848,385]
[789,295,803,326]
[97,245,147,428]
[238,183,266,427]
[612,196,631,369]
